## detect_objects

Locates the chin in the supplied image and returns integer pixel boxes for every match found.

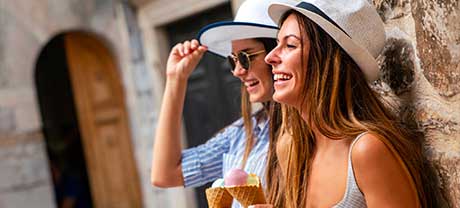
[249,93,271,103]
[273,92,294,106]
[272,93,284,103]
[249,95,262,103]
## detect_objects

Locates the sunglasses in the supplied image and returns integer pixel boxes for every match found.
[227,50,265,71]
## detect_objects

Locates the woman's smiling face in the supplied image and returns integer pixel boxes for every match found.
[231,38,273,103]
[265,14,310,109]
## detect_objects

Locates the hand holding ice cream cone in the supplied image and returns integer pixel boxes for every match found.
[205,168,266,208]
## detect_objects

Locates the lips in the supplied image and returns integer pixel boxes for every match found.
[244,80,259,87]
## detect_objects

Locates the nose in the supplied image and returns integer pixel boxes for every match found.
[264,47,280,66]
[232,63,247,77]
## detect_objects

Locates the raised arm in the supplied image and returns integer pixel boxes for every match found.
[151,40,207,187]
[352,134,420,208]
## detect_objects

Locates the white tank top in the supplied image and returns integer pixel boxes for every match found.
[333,132,368,208]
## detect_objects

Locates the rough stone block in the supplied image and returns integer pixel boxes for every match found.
[0,33,7,88]
[0,134,50,191]
[3,17,40,89]
[0,107,16,134]
[373,0,411,22]
[14,101,41,133]
[412,0,460,98]
[378,37,415,95]
[427,136,460,208]
[0,7,7,87]
[372,1,460,206]
[0,183,55,208]
[0,66,5,87]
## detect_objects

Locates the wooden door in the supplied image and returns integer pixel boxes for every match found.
[64,32,142,208]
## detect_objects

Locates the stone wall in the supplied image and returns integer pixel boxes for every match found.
[373,0,459,206]
[0,1,55,199]
[0,0,170,207]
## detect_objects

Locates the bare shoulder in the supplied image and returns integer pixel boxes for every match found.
[351,133,398,176]
[351,133,418,206]
[351,133,391,163]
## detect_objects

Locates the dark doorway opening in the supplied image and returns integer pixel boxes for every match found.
[35,34,93,208]
[165,3,239,208]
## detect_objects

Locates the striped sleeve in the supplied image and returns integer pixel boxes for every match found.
[181,125,240,187]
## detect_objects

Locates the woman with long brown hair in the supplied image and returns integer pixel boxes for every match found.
[150,0,298,207]
[258,0,436,207]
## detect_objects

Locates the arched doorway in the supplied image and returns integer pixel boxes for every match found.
[35,32,142,208]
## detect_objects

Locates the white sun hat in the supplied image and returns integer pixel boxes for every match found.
[268,0,386,82]
[198,0,298,57]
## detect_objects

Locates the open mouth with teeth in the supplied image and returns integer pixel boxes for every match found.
[273,73,293,82]
[245,80,260,87]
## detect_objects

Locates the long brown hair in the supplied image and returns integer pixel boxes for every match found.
[266,10,437,207]
[240,38,279,168]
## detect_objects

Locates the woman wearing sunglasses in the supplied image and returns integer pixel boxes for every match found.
[253,0,438,207]
[151,0,294,207]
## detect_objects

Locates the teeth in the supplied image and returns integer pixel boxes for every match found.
[273,74,292,81]
[245,80,259,87]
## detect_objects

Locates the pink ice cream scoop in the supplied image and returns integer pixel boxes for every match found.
[224,168,248,186]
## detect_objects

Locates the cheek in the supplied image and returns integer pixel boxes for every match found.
[289,51,303,68]
[254,62,273,83]
[290,53,304,87]
[281,50,301,69]
[260,72,274,97]
[263,70,274,87]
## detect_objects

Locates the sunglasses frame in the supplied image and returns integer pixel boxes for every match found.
[227,50,266,71]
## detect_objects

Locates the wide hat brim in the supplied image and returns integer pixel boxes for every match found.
[268,3,380,82]
[197,21,278,57]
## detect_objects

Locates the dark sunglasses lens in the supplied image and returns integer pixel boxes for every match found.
[227,56,236,71]
[238,52,250,69]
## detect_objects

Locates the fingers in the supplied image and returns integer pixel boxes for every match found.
[184,39,205,55]
[170,40,207,61]
[186,47,206,66]
[183,40,191,55]
[172,43,184,57]
[197,45,208,53]
[182,39,206,55]
[191,39,200,50]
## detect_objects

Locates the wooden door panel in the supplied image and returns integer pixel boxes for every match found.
[97,122,126,205]
[91,78,113,105]
[64,32,142,208]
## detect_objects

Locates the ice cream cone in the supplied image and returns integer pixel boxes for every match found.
[226,185,266,207]
[205,187,233,208]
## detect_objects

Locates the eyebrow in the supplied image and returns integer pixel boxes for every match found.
[277,34,301,42]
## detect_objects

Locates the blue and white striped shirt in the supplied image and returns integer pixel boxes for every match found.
[181,114,270,207]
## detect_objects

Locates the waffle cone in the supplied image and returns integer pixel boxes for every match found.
[205,187,233,208]
[226,185,266,207]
